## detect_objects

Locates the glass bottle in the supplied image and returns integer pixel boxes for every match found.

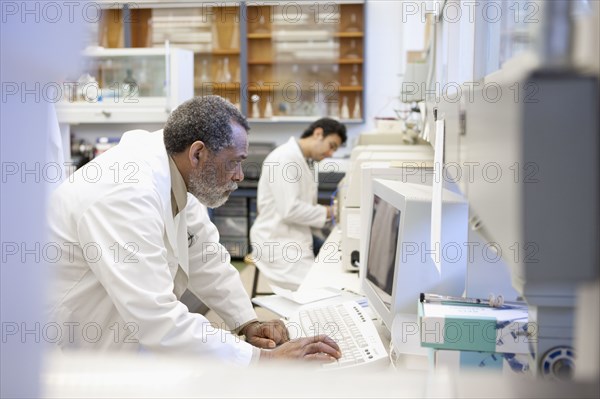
[215,59,224,82]
[345,39,360,59]
[328,97,340,118]
[255,15,268,33]
[264,101,273,118]
[330,64,340,87]
[200,59,209,82]
[222,57,232,83]
[122,69,138,97]
[251,94,261,118]
[349,64,360,86]
[340,96,350,119]
[352,96,361,119]
[346,12,360,32]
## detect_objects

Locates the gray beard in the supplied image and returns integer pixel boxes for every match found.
[188,161,237,208]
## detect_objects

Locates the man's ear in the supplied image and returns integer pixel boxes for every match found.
[313,127,324,139]
[188,141,206,167]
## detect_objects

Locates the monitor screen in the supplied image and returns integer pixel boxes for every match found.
[365,195,401,310]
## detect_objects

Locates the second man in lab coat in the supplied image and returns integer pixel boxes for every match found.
[250,118,347,290]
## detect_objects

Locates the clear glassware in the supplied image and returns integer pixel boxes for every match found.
[340,96,350,119]
[346,12,360,32]
[222,57,232,83]
[255,15,269,33]
[215,59,224,82]
[350,64,360,86]
[122,69,138,97]
[264,101,273,118]
[328,97,340,118]
[251,94,261,118]
[330,64,340,86]
[344,39,360,59]
[352,96,361,119]
[200,59,209,82]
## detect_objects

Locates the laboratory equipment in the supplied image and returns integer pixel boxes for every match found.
[360,180,467,333]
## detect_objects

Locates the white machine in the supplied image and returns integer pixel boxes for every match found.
[355,132,406,146]
[339,147,434,272]
[360,180,468,327]
[454,64,599,379]
[344,150,433,208]
[349,144,433,163]
[359,179,468,355]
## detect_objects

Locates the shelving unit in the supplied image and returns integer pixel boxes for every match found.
[56,47,193,124]
[245,2,365,122]
[87,1,365,122]
[96,4,243,108]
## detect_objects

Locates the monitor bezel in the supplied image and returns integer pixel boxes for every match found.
[361,179,407,331]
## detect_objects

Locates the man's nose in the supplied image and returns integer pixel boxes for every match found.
[233,163,244,182]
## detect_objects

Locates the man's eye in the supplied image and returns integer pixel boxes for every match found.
[226,160,242,170]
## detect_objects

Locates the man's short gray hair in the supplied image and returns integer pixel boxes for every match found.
[164,95,250,154]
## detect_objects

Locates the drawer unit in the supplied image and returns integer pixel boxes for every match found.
[213,216,248,237]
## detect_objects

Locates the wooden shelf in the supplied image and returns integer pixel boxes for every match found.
[338,86,364,91]
[248,59,363,65]
[247,33,272,39]
[246,85,363,92]
[95,2,365,121]
[248,117,364,124]
[195,82,240,89]
[211,49,241,56]
[249,32,364,39]
[334,32,364,38]
[338,58,364,64]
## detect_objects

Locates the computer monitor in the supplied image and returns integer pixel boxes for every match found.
[363,194,401,313]
[361,179,468,331]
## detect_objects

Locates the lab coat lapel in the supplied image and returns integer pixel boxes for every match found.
[149,129,188,294]
[171,212,190,299]
[287,137,314,180]
[176,211,189,276]
[287,137,317,194]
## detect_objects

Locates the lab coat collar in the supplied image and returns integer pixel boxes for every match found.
[118,129,180,255]
[146,130,179,257]
[168,155,188,217]
[288,137,316,178]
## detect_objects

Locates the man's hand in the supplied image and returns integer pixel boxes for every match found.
[242,320,289,349]
[259,334,342,363]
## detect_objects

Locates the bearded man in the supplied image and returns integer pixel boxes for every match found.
[47,96,340,365]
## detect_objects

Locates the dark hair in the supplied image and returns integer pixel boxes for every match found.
[164,96,250,154]
[300,118,347,144]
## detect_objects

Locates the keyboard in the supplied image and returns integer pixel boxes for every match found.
[290,301,389,368]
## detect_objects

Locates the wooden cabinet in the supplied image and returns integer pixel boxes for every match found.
[96,3,242,108]
[245,2,365,121]
[88,1,365,122]
[56,47,193,124]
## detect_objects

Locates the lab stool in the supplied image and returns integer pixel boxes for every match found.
[244,255,270,305]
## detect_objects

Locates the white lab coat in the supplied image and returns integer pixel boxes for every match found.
[250,137,328,290]
[47,130,257,365]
